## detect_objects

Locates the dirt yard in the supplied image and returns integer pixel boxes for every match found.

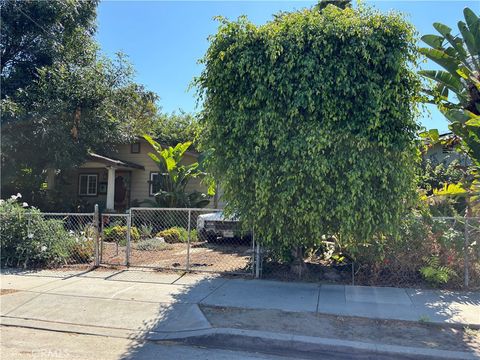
[101,241,253,273]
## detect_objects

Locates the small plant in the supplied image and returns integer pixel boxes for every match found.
[418,315,431,324]
[103,225,140,243]
[139,224,154,239]
[420,256,457,286]
[134,239,173,251]
[156,227,197,243]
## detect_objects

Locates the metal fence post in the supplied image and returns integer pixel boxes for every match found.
[351,262,355,286]
[186,209,191,271]
[251,228,256,277]
[94,204,100,267]
[254,229,261,279]
[126,209,132,267]
[464,217,470,289]
[100,213,104,262]
[255,244,261,279]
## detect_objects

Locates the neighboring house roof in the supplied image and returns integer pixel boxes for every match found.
[439,131,453,137]
[88,153,145,170]
[422,132,459,147]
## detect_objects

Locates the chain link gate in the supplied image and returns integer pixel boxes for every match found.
[124,208,255,275]
[99,213,129,266]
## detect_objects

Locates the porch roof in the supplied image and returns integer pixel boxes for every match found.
[87,153,145,170]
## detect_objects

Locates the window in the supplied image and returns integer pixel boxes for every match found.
[442,144,453,154]
[149,172,161,196]
[78,174,98,196]
[131,142,141,153]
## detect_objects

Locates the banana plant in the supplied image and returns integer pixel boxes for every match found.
[142,135,211,208]
[419,7,480,167]
[433,168,480,216]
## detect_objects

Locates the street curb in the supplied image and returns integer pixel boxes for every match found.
[159,327,480,360]
[2,315,478,359]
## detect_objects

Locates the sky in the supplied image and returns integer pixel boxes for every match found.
[96,0,479,134]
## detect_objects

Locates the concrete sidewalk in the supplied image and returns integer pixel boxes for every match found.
[1,268,479,359]
[4,268,477,326]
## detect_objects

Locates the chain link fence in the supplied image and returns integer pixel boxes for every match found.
[128,208,254,274]
[1,207,254,275]
[0,211,97,268]
[2,206,477,289]
[257,216,480,289]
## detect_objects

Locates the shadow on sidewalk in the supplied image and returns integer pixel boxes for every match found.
[108,269,480,359]
[2,267,478,358]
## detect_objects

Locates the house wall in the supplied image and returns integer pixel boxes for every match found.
[425,143,471,167]
[107,139,216,208]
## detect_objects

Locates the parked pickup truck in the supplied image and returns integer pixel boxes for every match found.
[197,212,249,242]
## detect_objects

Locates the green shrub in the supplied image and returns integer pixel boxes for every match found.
[348,213,469,288]
[156,228,181,243]
[69,239,95,262]
[103,225,140,243]
[0,195,93,268]
[156,227,197,243]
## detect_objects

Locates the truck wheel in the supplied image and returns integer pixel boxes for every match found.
[199,229,209,242]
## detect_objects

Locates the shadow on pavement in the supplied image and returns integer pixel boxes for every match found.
[2,267,479,359]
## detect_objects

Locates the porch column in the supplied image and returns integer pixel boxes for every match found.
[106,166,116,211]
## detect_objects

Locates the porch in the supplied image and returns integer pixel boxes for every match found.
[70,153,144,213]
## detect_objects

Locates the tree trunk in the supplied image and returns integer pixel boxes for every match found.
[290,246,307,279]
[71,107,81,141]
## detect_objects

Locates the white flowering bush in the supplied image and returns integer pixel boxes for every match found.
[0,195,90,267]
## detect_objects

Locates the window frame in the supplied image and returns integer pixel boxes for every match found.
[149,172,161,196]
[131,142,141,154]
[442,144,453,154]
[78,174,98,196]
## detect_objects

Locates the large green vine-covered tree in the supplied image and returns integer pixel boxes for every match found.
[197,5,421,262]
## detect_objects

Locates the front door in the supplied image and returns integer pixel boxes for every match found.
[114,171,131,212]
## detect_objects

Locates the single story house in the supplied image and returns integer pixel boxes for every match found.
[46,138,222,212]
[424,132,471,167]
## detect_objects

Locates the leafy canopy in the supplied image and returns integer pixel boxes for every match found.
[1,0,98,99]
[197,5,421,254]
[152,111,201,150]
[314,0,352,12]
